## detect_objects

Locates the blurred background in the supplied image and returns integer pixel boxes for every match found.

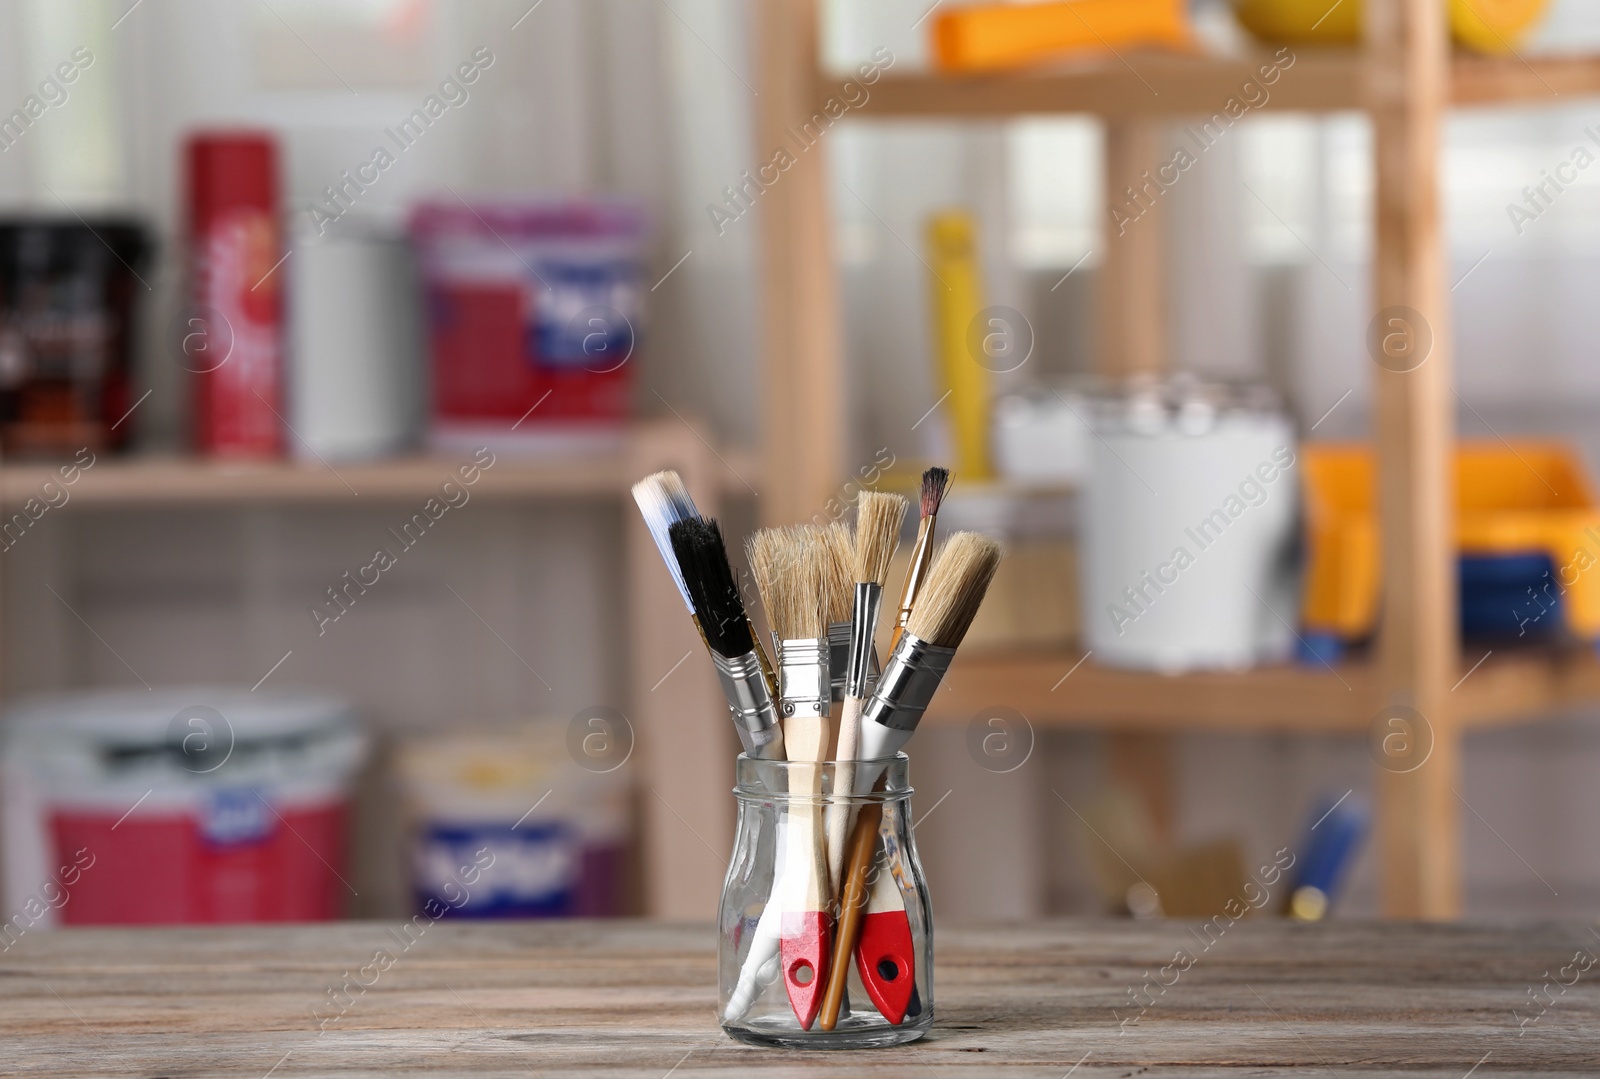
[1,0,1598,934]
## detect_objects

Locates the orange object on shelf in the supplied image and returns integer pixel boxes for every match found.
[932,0,1193,75]
[1301,442,1600,640]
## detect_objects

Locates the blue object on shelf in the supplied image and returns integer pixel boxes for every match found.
[1460,551,1561,640]
[1303,550,1574,656]
[1296,631,1345,667]
[1285,792,1369,919]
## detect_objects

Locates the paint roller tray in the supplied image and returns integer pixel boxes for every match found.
[1301,442,1600,646]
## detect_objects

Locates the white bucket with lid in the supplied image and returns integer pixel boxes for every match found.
[2,687,365,929]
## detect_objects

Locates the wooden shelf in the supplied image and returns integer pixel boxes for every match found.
[925,646,1600,733]
[0,445,760,509]
[846,50,1600,120]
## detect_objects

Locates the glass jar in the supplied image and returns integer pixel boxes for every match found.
[718,754,932,1049]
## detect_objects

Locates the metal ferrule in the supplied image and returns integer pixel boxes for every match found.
[712,649,785,759]
[778,637,831,719]
[845,582,883,700]
[827,622,851,703]
[861,632,956,733]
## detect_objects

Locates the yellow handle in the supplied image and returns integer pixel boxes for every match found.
[926,211,992,481]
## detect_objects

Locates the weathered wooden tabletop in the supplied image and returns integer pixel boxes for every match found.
[3,920,1598,1076]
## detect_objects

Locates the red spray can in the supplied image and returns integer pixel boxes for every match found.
[184,132,283,456]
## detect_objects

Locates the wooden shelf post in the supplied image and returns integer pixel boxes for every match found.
[1099,118,1175,840]
[627,421,735,918]
[1369,0,1461,919]
[756,0,846,527]
[1100,120,1168,379]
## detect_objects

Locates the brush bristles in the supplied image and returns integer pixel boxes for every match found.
[748,526,826,641]
[855,492,908,587]
[904,532,1002,648]
[668,517,753,658]
[631,471,698,607]
[821,522,855,625]
[920,467,951,520]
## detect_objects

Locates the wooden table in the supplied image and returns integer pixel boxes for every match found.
[5,920,1598,1076]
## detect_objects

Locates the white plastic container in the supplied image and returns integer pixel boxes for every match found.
[1080,380,1300,672]
[2,688,365,928]
[992,385,1093,485]
[288,225,423,460]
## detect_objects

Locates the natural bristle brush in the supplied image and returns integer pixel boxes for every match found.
[747,525,833,1030]
[817,491,907,1030]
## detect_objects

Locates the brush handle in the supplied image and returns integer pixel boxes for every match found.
[722,814,790,1023]
[780,713,833,1029]
[891,517,936,642]
[818,799,883,1031]
[826,696,866,891]
[856,858,915,1026]
[783,715,832,909]
[857,719,912,778]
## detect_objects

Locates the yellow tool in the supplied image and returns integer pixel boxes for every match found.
[926,211,992,481]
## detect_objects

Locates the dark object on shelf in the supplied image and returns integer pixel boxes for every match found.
[1462,552,1563,641]
[0,219,149,456]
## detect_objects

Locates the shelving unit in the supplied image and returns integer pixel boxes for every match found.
[755,0,1600,918]
[0,420,747,920]
[931,648,1600,733]
[0,446,759,509]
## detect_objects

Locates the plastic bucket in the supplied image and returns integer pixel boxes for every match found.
[2,688,365,926]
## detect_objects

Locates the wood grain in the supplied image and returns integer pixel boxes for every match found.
[3,920,1597,1075]
[628,422,737,918]
[0,425,761,509]
[848,51,1600,120]
[1368,0,1460,921]
[756,0,846,528]
[921,646,1600,733]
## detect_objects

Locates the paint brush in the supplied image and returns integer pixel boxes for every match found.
[889,468,951,652]
[668,517,785,760]
[821,521,856,704]
[631,470,700,615]
[825,492,907,891]
[816,493,906,1031]
[861,531,1002,763]
[748,525,834,1030]
[823,532,1002,1029]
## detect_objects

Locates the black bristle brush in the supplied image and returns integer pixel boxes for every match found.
[669,517,785,760]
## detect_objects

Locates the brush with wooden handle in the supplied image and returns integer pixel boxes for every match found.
[747,525,834,1030]
[889,468,950,653]
[821,532,1003,1029]
[826,492,907,892]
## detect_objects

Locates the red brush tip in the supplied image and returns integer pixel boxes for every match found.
[779,911,831,1030]
[855,910,915,1025]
